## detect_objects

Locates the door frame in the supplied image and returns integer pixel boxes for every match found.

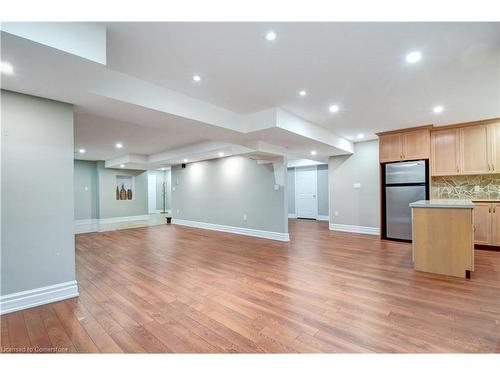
[294,166,318,219]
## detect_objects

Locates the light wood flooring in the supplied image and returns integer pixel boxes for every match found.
[1,219,500,353]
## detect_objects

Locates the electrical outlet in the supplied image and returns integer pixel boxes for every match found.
[334,211,339,217]
[274,184,279,191]
[176,209,180,214]
[243,214,247,221]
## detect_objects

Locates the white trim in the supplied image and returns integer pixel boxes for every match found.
[75,215,151,233]
[75,218,99,234]
[316,215,329,221]
[288,213,297,219]
[0,280,79,315]
[329,223,380,235]
[172,219,290,242]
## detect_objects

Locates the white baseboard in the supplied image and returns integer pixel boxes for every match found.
[172,219,290,242]
[0,280,79,315]
[329,223,380,235]
[288,214,329,221]
[75,215,151,233]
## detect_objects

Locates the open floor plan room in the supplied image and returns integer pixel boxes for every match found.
[1,14,500,370]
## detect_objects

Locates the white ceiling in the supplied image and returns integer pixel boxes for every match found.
[107,22,500,139]
[1,22,500,169]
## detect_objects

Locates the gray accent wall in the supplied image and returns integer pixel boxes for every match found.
[329,140,380,228]
[74,160,99,219]
[1,90,75,295]
[172,156,287,234]
[287,165,329,216]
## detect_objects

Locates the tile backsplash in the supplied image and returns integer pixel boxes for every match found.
[431,174,500,200]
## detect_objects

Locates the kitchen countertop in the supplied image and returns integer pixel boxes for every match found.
[409,199,475,208]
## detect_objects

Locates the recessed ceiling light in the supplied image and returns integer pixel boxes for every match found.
[192,75,201,82]
[406,51,422,64]
[78,148,86,154]
[357,134,365,140]
[299,90,307,97]
[266,31,277,41]
[310,150,317,156]
[0,61,14,75]
[115,143,123,149]
[433,106,444,114]
[183,159,188,163]
[218,152,224,157]
[120,164,125,168]
[329,105,339,113]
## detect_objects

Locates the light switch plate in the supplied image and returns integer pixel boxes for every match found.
[353,183,361,188]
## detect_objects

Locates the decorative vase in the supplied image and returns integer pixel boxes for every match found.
[120,184,127,200]
[127,189,132,200]
[116,186,120,200]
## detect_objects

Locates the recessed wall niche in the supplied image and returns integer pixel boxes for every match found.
[116,175,135,200]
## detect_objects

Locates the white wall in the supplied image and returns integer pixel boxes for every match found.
[1,90,76,298]
[329,140,380,233]
[171,156,288,236]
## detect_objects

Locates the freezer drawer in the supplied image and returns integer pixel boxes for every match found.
[385,160,426,185]
[386,185,426,240]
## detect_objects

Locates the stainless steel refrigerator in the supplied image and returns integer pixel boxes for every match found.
[382,160,429,241]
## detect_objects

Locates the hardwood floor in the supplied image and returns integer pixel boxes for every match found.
[2,219,500,353]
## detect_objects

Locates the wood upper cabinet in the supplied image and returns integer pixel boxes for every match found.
[403,129,430,160]
[488,122,500,173]
[379,128,430,163]
[461,125,490,174]
[474,203,492,245]
[379,134,402,162]
[431,128,460,175]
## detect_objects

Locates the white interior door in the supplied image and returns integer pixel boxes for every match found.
[148,174,157,214]
[295,166,318,219]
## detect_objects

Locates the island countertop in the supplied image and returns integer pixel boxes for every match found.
[409,199,474,209]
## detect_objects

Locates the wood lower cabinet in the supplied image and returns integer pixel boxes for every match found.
[461,125,490,174]
[431,128,460,175]
[493,204,500,246]
[473,202,500,247]
[474,203,492,245]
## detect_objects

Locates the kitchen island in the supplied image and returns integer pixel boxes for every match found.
[410,199,475,278]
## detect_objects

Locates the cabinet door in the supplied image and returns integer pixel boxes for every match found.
[489,122,500,174]
[492,204,500,246]
[379,134,402,163]
[431,129,460,176]
[403,129,430,160]
[461,125,490,174]
[473,203,492,245]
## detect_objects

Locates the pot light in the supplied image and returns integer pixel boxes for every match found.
[406,51,422,64]
[0,61,14,75]
[192,75,201,82]
[329,105,339,113]
[357,134,365,140]
[218,152,224,157]
[433,106,444,113]
[78,148,86,154]
[299,90,307,97]
[183,159,188,163]
[115,143,123,149]
[310,150,317,156]
[120,164,125,168]
[266,31,277,41]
